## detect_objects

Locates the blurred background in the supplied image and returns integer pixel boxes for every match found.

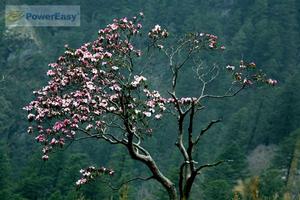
[0,0,299,199]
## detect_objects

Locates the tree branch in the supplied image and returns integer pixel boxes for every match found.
[194,119,221,145]
[168,92,184,115]
[105,176,154,191]
[196,160,232,174]
[201,84,246,99]
[124,117,177,199]
[187,102,195,172]
[179,161,189,198]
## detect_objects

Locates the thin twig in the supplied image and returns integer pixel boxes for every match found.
[194,119,221,145]
[196,159,232,174]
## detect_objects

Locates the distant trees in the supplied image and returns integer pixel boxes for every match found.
[24,14,275,200]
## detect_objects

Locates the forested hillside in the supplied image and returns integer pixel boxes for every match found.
[0,0,299,199]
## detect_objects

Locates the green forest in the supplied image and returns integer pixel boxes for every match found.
[0,0,300,199]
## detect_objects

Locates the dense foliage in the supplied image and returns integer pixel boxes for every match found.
[0,0,299,199]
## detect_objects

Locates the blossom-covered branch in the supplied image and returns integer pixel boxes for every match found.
[24,13,277,200]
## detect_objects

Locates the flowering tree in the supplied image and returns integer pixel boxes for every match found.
[24,13,276,200]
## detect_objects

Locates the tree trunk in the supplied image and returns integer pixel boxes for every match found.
[128,149,178,200]
[125,124,178,200]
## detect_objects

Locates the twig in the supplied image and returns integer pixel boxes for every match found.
[194,119,221,145]
[201,85,246,100]
[196,159,232,174]
[104,176,154,191]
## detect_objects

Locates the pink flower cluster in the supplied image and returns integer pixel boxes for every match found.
[76,166,114,186]
[25,14,197,160]
[205,33,218,49]
[148,24,169,39]
[24,15,146,159]
[141,89,166,119]
[131,75,147,87]
[225,60,277,86]
[226,65,235,71]
[178,97,197,104]
[140,89,198,121]
[266,78,278,86]
[188,32,225,50]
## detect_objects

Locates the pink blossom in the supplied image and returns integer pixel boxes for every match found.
[147,100,156,108]
[180,97,192,104]
[155,114,162,119]
[109,23,119,30]
[50,138,57,145]
[266,79,278,86]
[76,178,87,186]
[109,171,114,175]
[53,121,64,131]
[157,45,164,49]
[27,113,35,121]
[85,124,93,131]
[109,84,122,92]
[27,126,33,134]
[107,106,117,111]
[249,62,256,68]
[63,119,71,126]
[23,105,33,111]
[161,31,169,37]
[47,70,56,76]
[146,128,153,133]
[136,50,142,57]
[86,82,96,90]
[59,138,65,146]
[243,79,253,85]
[99,100,108,107]
[153,25,161,32]
[143,111,152,117]
[109,94,119,101]
[226,65,235,71]
[104,52,112,58]
[111,66,119,70]
[121,17,128,23]
[42,155,49,161]
[131,75,147,87]
[35,134,45,142]
[240,60,246,69]
[48,63,58,68]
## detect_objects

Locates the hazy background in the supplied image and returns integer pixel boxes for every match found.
[0,0,299,199]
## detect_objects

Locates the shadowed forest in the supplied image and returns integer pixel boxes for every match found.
[0,0,300,199]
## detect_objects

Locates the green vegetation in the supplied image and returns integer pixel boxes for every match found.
[0,0,299,199]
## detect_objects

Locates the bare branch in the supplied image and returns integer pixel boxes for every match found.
[75,134,102,141]
[194,119,221,145]
[205,64,220,84]
[104,175,154,191]
[171,39,191,58]
[177,50,193,70]
[196,159,232,173]
[77,128,124,144]
[179,161,189,197]
[78,124,149,156]
[201,84,246,100]
[187,103,195,171]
